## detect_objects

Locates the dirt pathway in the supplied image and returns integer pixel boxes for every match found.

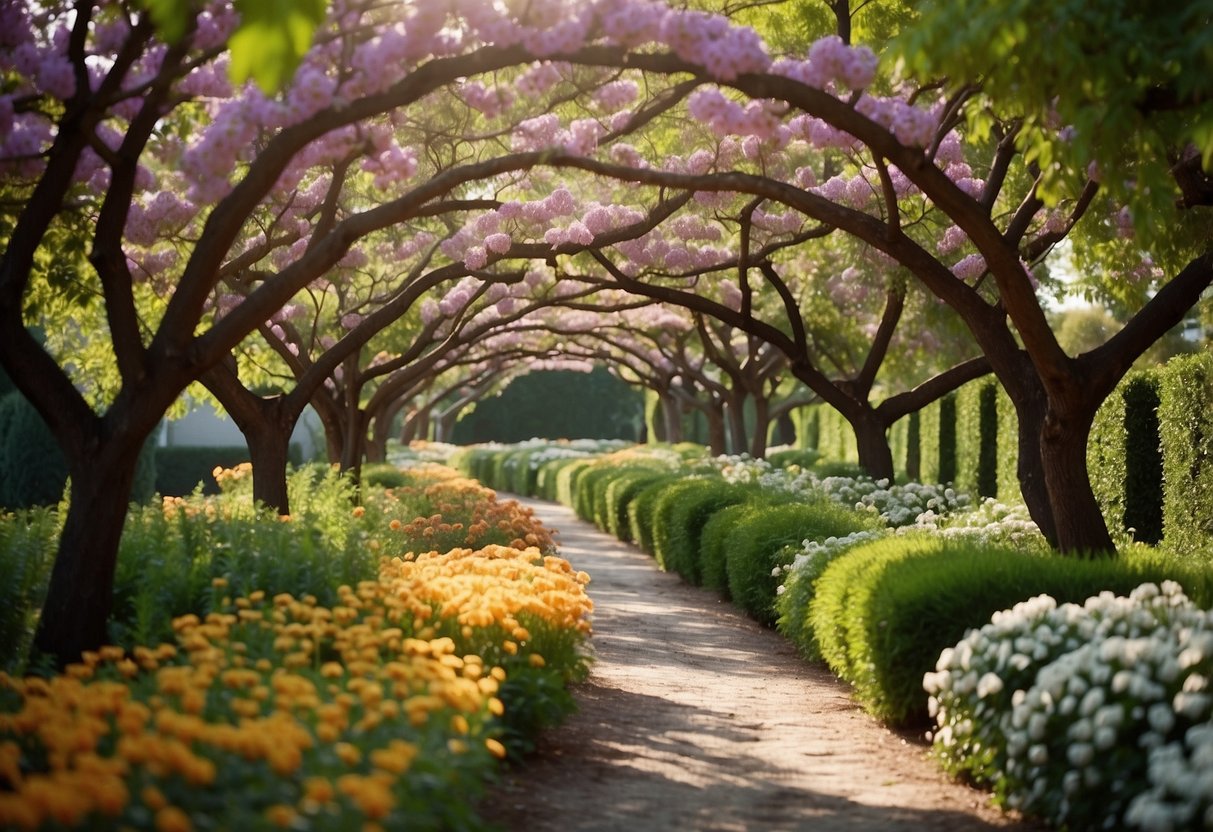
[481,499,1040,832]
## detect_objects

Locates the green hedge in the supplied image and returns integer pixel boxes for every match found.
[651,479,751,584]
[1090,370,1164,544]
[994,386,1019,503]
[604,470,674,542]
[794,406,820,452]
[700,503,757,597]
[955,379,998,499]
[1160,352,1213,553]
[809,535,1213,726]
[815,406,858,465]
[919,392,958,485]
[766,448,820,470]
[554,459,595,508]
[724,501,879,626]
[627,478,673,554]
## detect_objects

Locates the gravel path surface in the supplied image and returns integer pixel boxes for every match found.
[480,499,1041,831]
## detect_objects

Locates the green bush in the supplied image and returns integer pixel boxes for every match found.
[0,392,67,509]
[955,379,998,499]
[604,470,674,542]
[725,501,878,626]
[571,465,616,523]
[1159,352,1213,553]
[0,507,59,673]
[651,479,749,583]
[555,459,595,508]
[627,478,673,554]
[535,457,581,501]
[994,386,1019,504]
[362,463,409,489]
[0,393,156,508]
[700,503,758,597]
[903,411,921,482]
[1090,370,1164,544]
[809,535,1213,726]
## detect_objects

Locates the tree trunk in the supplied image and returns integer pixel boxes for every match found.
[726,396,747,454]
[1041,404,1114,554]
[660,392,683,443]
[246,423,292,515]
[414,407,432,442]
[1008,389,1060,548]
[32,442,140,666]
[705,405,727,456]
[852,411,896,482]
[749,395,770,459]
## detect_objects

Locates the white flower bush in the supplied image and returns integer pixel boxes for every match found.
[774,529,889,593]
[820,476,972,528]
[911,496,1045,548]
[924,581,1213,831]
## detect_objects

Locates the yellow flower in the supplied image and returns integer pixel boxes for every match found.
[265,804,297,827]
[485,738,507,759]
[142,785,168,811]
[303,776,335,804]
[528,653,546,668]
[154,806,193,832]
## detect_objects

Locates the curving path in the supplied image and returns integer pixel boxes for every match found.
[480,499,1042,832]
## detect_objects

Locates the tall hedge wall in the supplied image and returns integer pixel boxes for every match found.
[1089,370,1164,544]
[1159,352,1213,552]
[955,379,999,499]
[918,392,957,485]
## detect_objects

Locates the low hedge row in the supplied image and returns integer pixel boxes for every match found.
[807,535,1213,726]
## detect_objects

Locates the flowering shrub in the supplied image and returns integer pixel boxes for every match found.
[925,582,1213,831]
[818,477,971,528]
[909,497,1046,549]
[0,543,592,831]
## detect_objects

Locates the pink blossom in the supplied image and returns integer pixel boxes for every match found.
[951,253,987,281]
[937,225,970,255]
[420,298,441,325]
[485,232,512,254]
[593,80,639,113]
[464,246,488,270]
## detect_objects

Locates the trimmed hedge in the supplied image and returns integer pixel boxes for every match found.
[604,470,674,542]
[1160,352,1213,553]
[1089,370,1164,544]
[651,479,751,583]
[700,503,757,597]
[766,448,820,470]
[919,392,958,485]
[724,501,879,627]
[955,379,998,499]
[809,535,1213,726]
[627,478,672,554]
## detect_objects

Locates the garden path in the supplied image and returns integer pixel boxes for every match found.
[480,498,1042,832]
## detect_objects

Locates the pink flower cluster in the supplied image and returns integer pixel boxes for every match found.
[361,142,419,191]
[689,89,784,139]
[124,192,198,247]
[937,225,970,255]
[751,207,804,234]
[658,9,770,81]
[511,114,603,154]
[812,174,874,208]
[459,81,515,118]
[593,80,640,113]
[855,95,938,149]
[951,253,987,281]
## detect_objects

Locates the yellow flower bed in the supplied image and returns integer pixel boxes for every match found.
[0,545,591,831]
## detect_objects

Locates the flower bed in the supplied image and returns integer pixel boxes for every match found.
[0,463,592,831]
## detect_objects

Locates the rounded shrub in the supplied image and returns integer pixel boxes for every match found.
[628,478,673,554]
[652,479,753,584]
[767,448,820,470]
[555,458,595,507]
[605,470,675,542]
[361,463,409,489]
[725,500,878,627]
[700,503,758,597]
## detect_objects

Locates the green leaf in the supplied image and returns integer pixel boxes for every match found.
[228,0,328,93]
[138,0,193,44]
